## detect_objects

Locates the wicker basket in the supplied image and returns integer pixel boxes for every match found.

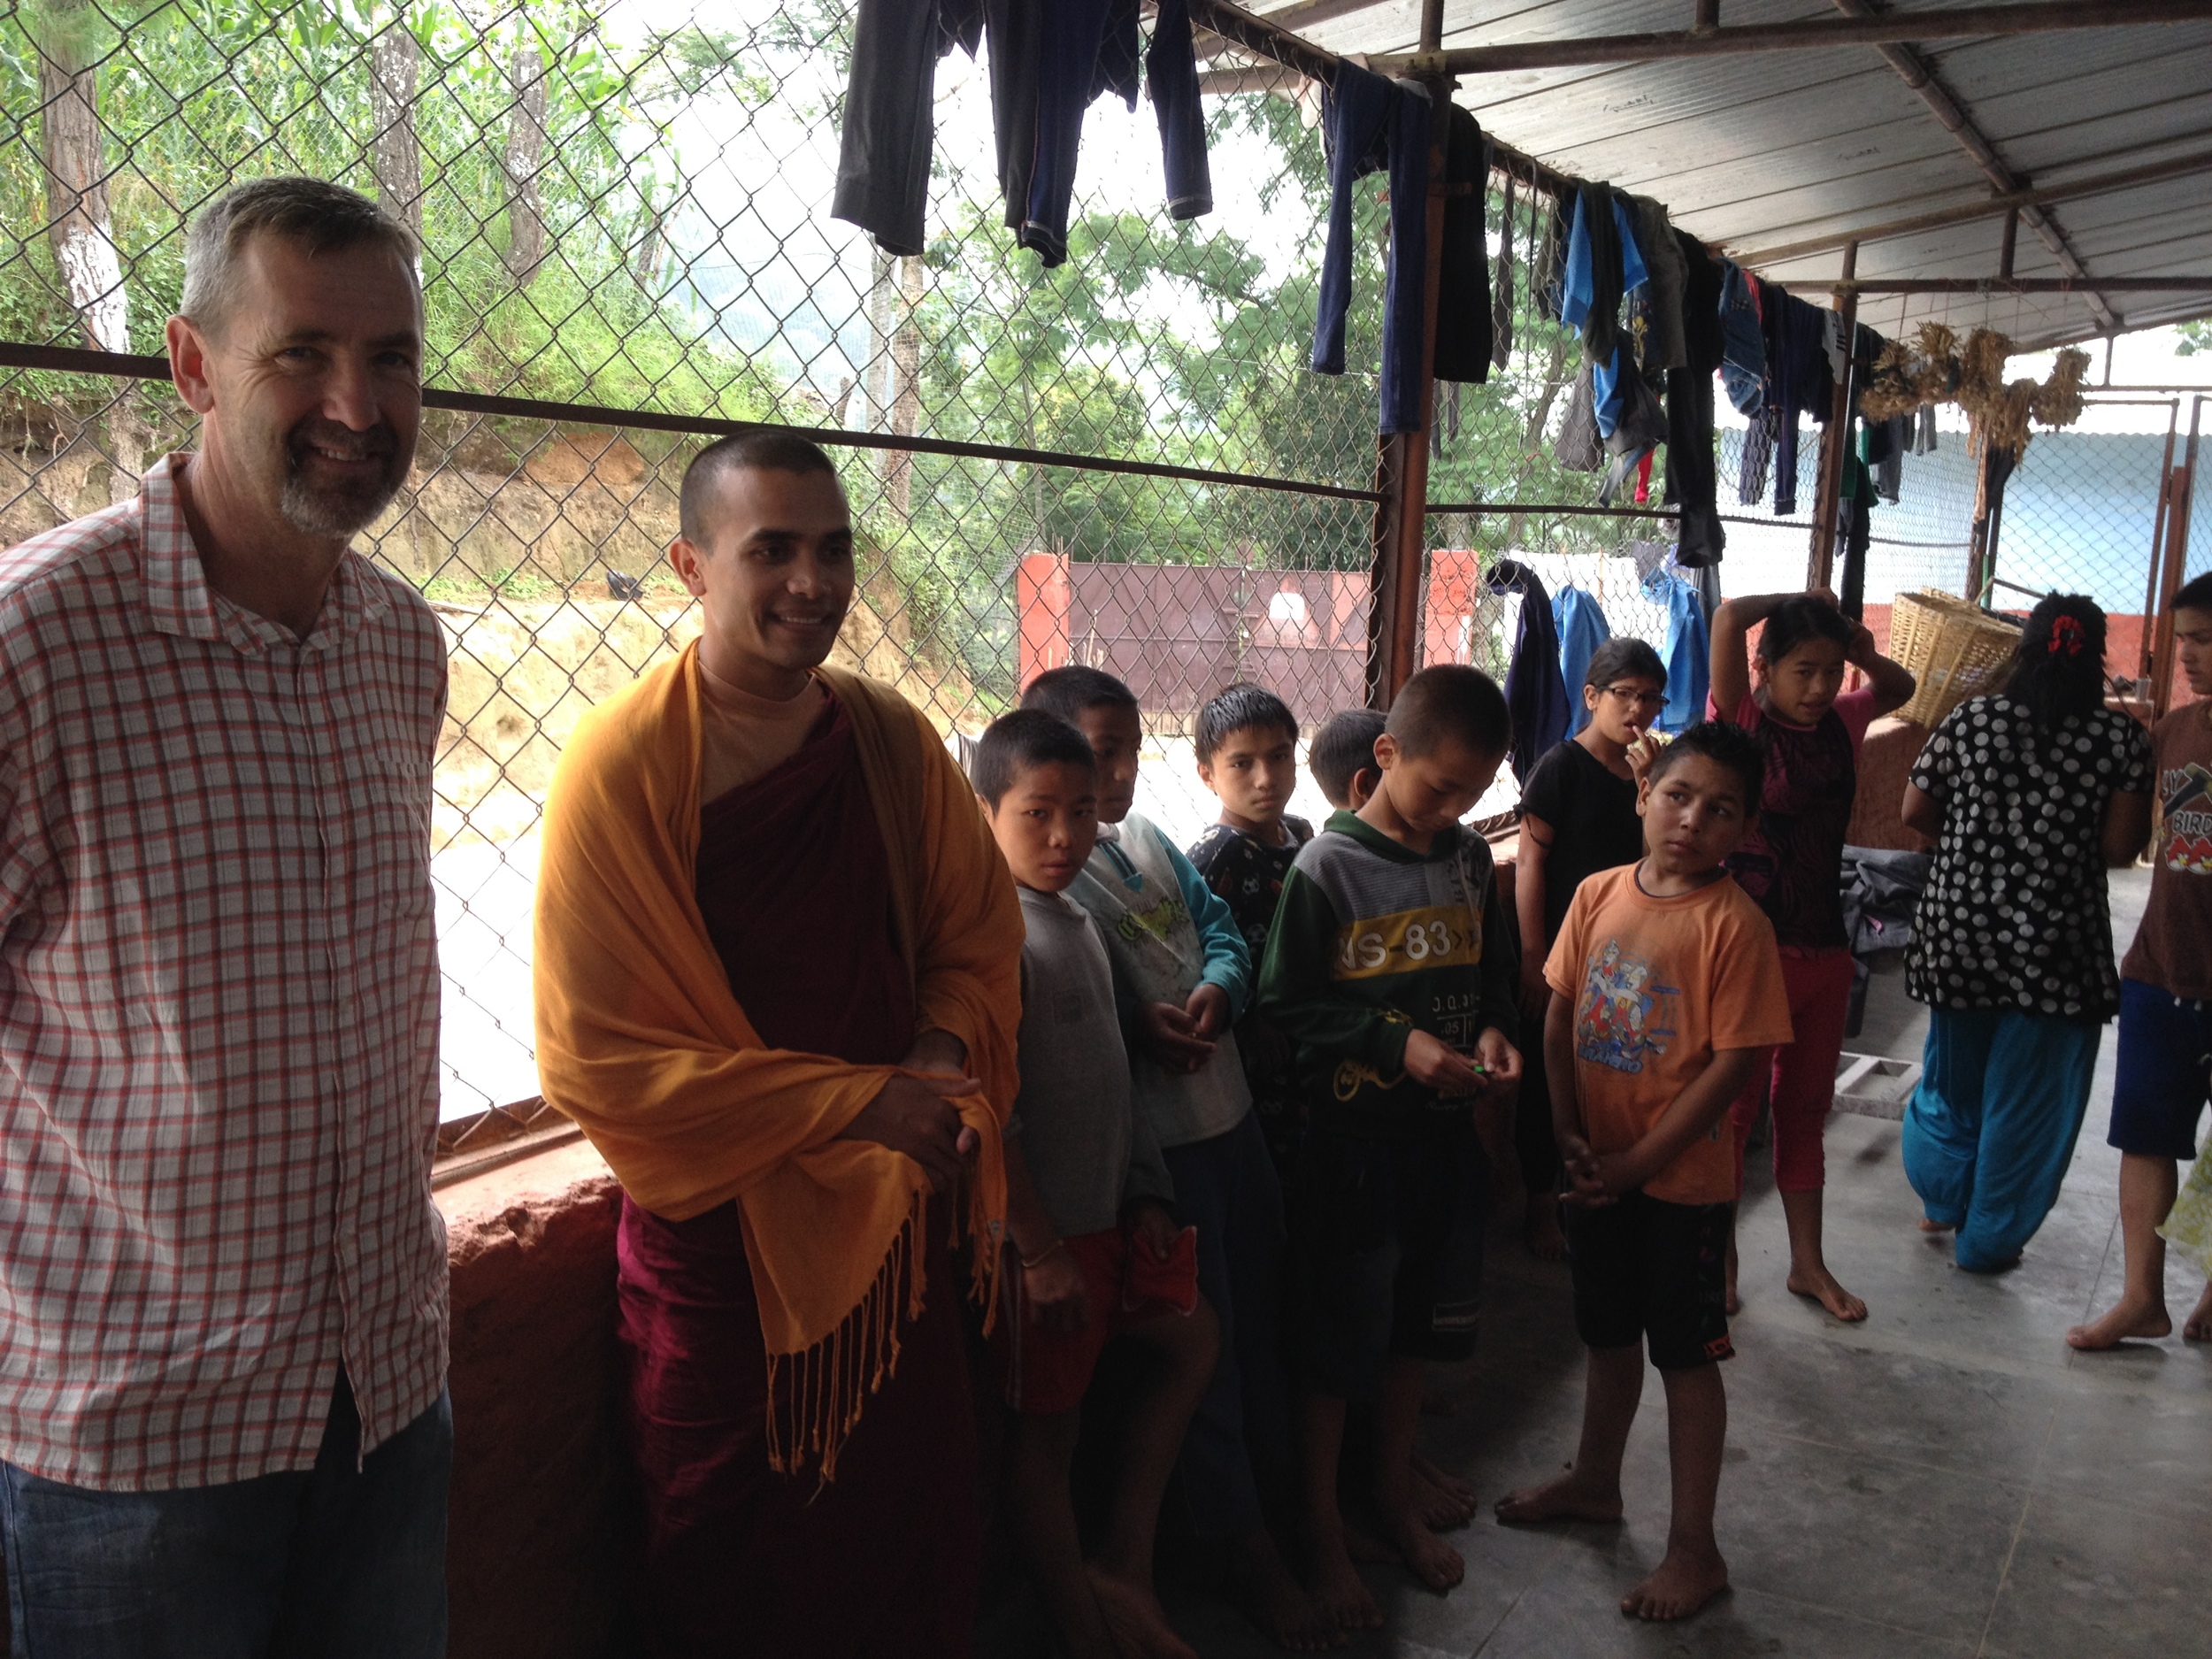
[1889,589,2019,728]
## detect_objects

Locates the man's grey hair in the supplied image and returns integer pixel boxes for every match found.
[180,176,419,334]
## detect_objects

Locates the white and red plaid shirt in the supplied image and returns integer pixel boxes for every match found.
[0,455,449,1491]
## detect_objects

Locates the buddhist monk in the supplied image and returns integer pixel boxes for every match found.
[533,431,1022,1656]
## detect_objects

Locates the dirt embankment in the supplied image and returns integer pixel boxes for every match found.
[2,421,978,855]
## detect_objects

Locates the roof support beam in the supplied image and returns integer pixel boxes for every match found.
[1835,277,2212,293]
[1828,1,2119,333]
[1376,2,2212,75]
[1730,145,2212,267]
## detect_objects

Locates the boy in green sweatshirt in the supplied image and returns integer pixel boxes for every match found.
[1258,665,1522,1629]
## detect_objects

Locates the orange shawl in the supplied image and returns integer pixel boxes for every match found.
[533,647,1020,1476]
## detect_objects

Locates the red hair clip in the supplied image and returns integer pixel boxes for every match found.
[2048,614,2087,657]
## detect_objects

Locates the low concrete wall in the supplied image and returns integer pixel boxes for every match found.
[441,1140,631,1659]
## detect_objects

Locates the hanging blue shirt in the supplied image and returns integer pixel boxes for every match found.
[1552,586,1613,733]
[1641,567,1709,733]
[1563,197,1647,439]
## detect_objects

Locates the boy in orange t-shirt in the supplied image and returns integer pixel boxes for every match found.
[1496,721,1792,1624]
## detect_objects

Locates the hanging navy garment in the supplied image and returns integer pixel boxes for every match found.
[1312,63,1432,434]
[1766,284,1834,517]
[1486,559,1571,785]
[1019,0,1211,267]
[1432,104,1493,384]
[1717,260,1767,418]
[1553,585,1612,735]
[1663,231,1727,569]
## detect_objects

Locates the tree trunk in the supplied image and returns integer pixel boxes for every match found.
[1504,328,1573,551]
[632,196,667,293]
[884,255,924,519]
[502,39,548,284]
[36,0,138,502]
[370,13,423,235]
[864,248,896,434]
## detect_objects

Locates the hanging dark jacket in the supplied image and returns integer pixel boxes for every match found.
[1432,104,1493,384]
[1485,559,1571,786]
[1664,231,1727,568]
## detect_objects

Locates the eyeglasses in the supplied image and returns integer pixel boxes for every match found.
[1601,685,1667,710]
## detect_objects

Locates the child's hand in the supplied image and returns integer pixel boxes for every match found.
[1186,982,1231,1041]
[1473,1027,1522,1096]
[1558,1132,1616,1208]
[1022,1244,1090,1332]
[1403,1029,1482,1094]
[1126,1199,1179,1263]
[1844,618,1881,669]
[1626,730,1665,787]
[1139,1000,1216,1074]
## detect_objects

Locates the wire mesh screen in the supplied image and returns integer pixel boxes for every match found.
[1993,409,2181,687]
[0,0,1404,1118]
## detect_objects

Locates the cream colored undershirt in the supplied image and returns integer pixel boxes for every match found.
[697,659,829,805]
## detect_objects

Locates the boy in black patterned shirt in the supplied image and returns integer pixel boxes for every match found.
[1187,685,1313,1175]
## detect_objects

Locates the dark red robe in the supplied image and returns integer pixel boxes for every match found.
[614,697,981,1657]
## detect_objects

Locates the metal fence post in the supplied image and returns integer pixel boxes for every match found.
[1808,241,1858,593]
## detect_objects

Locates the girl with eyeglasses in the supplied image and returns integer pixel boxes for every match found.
[1514,637,1671,1259]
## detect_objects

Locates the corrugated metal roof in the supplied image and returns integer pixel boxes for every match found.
[1246,0,2212,347]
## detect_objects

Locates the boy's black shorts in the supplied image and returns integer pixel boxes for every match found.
[1288,1112,1486,1402]
[1564,1189,1734,1371]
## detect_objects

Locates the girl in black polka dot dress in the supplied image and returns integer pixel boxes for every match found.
[1899,595,2154,1273]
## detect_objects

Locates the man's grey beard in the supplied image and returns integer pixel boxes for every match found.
[277,419,411,538]
[279,459,407,539]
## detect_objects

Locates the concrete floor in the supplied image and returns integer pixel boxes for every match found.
[1159,866,2212,1657]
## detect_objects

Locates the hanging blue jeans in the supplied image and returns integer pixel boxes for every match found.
[1903,1006,2102,1272]
[1310,61,1431,434]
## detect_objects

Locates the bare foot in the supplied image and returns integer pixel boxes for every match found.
[1227,1535,1342,1652]
[1494,1468,1624,1526]
[2187,1283,2212,1342]
[1918,1217,1955,1233]
[1341,1521,1393,1565]
[1619,1545,1730,1621]
[1087,1566,1198,1659]
[1411,1455,1477,1529]
[1787,1263,1869,1322]
[1524,1194,1567,1261]
[1302,1532,1384,1631]
[1724,1280,1742,1317]
[1382,1494,1464,1593]
[2066,1297,2173,1350]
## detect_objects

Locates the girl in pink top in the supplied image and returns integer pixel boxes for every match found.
[1708,589,1916,1321]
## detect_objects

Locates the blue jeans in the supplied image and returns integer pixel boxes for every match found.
[3,1372,451,1659]
[1310,58,1432,434]
[1164,1110,1293,1539]
[1903,1006,2101,1272]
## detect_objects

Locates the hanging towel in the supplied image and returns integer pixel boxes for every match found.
[1641,566,1710,733]
[1311,63,1432,434]
[1553,585,1614,734]
[1432,105,1493,384]
[1491,169,1516,370]
[1485,559,1571,784]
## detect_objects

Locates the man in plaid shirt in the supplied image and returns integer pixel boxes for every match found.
[0,179,450,1655]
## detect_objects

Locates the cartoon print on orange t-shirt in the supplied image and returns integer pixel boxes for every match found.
[1575,938,1681,1076]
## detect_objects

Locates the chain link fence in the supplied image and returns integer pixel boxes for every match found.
[4,0,2185,1123]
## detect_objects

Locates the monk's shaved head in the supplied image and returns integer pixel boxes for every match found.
[680,432,842,549]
